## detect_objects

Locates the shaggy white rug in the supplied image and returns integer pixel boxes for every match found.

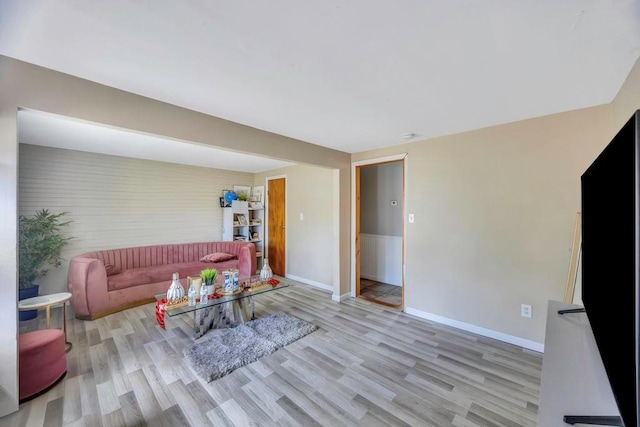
[183,311,318,382]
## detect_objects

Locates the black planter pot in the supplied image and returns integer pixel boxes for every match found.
[18,284,39,321]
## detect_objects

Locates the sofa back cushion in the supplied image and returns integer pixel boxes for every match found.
[81,242,252,272]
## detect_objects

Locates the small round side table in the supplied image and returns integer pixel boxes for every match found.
[18,292,73,353]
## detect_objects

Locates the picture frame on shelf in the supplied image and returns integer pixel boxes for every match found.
[219,197,226,208]
[237,214,248,226]
[233,185,251,201]
[251,185,265,204]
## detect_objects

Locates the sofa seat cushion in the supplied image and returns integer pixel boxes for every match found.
[107,259,240,291]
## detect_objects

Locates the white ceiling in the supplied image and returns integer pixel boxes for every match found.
[17,109,296,173]
[2,1,640,154]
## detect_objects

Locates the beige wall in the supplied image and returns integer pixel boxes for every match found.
[353,105,613,345]
[254,165,336,289]
[18,144,253,295]
[0,55,350,416]
[360,162,403,236]
[612,56,640,131]
[0,107,18,413]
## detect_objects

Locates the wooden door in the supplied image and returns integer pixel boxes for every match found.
[267,178,286,276]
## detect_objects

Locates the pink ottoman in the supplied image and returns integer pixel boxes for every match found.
[19,329,67,402]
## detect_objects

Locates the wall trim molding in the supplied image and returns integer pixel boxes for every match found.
[286,274,332,292]
[332,292,351,302]
[404,307,545,353]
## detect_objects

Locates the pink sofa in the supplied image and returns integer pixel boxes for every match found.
[68,241,256,320]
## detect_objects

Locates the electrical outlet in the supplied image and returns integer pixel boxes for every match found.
[408,214,415,223]
[521,304,532,318]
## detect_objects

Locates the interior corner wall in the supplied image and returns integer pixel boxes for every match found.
[18,144,253,295]
[254,164,336,290]
[612,56,640,131]
[352,104,613,346]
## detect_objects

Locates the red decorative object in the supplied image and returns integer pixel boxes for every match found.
[267,278,280,287]
[155,298,167,329]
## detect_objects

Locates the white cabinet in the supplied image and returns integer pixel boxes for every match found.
[222,201,264,272]
[248,207,264,270]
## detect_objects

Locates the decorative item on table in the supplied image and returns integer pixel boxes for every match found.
[155,299,167,329]
[188,276,203,298]
[200,268,218,296]
[187,281,196,306]
[260,258,273,281]
[247,277,271,292]
[166,272,187,308]
[221,268,240,295]
[199,281,208,305]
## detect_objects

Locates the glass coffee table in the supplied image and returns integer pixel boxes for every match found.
[155,276,288,339]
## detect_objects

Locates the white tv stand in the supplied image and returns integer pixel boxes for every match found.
[537,301,621,425]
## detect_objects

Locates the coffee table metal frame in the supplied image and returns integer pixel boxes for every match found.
[156,276,288,339]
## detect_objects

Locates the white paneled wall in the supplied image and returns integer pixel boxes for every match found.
[360,233,402,286]
[18,144,253,294]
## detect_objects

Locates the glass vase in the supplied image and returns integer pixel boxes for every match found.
[166,272,184,301]
[260,258,273,282]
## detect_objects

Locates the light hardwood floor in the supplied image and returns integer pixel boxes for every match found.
[3,278,542,426]
[359,279,403,308]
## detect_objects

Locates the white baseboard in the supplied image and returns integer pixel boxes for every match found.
[332,292,351,302]
[404,307,544,353]
[285,274,332,292]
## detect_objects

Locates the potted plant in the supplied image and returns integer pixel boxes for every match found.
[200,268,218,296]
[19,209,72,320]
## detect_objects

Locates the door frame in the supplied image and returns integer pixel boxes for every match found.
[265,175,288,277]
[351,154,407,310]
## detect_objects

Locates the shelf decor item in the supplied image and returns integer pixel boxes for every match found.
[233,185,251,201]
[224,191,238,206]
[260,258,273,281]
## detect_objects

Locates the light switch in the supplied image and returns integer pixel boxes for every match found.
[408,214,415,223]
[299,213,304,221]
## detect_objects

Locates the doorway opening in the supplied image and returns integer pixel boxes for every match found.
[354,156,405,309]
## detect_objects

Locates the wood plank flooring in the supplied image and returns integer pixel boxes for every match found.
[360,278,402,308]
[2,278,542,426]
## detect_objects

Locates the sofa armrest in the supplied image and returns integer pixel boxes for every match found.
[237,243,257,278]
[67,257,109,319]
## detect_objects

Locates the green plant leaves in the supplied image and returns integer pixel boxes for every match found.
[18,209,72,289]
[200,268,218,284]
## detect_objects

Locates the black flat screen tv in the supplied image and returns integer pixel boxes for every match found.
[581,110,640,427]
